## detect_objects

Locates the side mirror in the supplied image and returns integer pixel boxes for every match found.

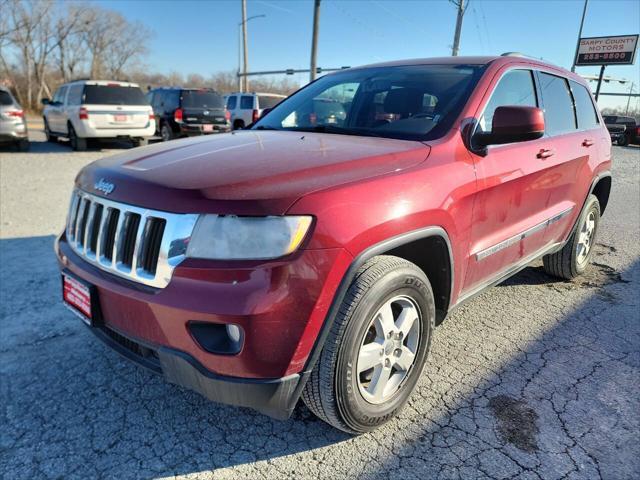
[41,98,50,105]
[260,108,272,119]
[474,106,544,147]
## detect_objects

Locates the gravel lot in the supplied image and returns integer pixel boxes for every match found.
[1,130,639,480]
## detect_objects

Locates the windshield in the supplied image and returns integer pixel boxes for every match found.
[83,85,148,105]
[182,90,224,109]
[253,64,485,141]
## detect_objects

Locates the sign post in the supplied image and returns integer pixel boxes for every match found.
[574,34,639,102]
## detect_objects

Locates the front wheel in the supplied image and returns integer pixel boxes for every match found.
[543,194,600,280]
[302,255,435,433]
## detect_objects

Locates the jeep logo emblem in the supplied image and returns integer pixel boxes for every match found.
[94,178,115,195]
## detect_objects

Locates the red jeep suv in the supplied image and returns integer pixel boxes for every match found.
[56,55,612,433]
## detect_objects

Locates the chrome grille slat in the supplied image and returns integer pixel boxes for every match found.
[65,190,199,288]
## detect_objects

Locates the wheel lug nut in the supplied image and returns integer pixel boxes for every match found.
[394,348,401,357]
[380,349,384,356]
[384,358,391,368]
[396,332,403,340]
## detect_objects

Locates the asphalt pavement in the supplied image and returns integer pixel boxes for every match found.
[1,130,639,479]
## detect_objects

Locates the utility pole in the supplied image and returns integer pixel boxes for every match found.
[450,0,466,56]
[571,0,589,72]
[625,82,635,115]
[241,0,249,92]
[310,0,321,82]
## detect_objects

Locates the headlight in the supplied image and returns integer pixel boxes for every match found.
[186,215,313,260]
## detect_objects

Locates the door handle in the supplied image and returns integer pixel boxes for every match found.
[537,148,555,159]
[582,139,594,147]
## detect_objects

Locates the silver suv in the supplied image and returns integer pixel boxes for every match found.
[0,86,29,151]
[42,80,155,151]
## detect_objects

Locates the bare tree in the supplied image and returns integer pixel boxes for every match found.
[79,6,150,79]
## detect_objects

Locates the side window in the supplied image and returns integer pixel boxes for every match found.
[240,95,253,109]
[478,70,537,132]
[226,95,237,110]
[153,92,164,109]
[59,86,69,104]
[163,91,179,110]
[570,81,599,130]
[539,73,576,135]
[67,85,83,106]
[53,86,68,104]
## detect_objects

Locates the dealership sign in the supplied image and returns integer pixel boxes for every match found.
[575,34,638,66]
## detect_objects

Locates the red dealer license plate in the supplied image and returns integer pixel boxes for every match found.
[62,274,93,325]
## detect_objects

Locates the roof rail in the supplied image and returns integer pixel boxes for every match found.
[500,52,543,61]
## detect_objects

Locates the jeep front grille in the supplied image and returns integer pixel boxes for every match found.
[66,190,198,288]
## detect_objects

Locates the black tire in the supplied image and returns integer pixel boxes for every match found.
[16,139,30,152]
[617,134,629,147]
[160,124,173,142]
[133,138,148,148]
[44,118,57,142]
[302,255,435,434]
[233,119,245,130]
[543,194,600,280]
[68,124,87,151]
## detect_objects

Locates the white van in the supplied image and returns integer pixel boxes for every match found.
[42,80,155,150]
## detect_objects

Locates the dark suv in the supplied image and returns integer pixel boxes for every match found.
[147,88,230,141]
[602,115,640,146]
[58,55,611,433]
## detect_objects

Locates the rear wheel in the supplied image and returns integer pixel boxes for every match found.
[543,194,600,280]
[133,138,148,148]
[44,118,57,142]
[160,124,173,142]
[68,124,87,151]
[233,119,245,130]
[302,255,435,433]
[617,134,629,147]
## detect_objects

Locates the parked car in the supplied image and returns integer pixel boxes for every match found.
[0,86,29,151]
[225,92,285,129]
[602,115,640,146]
[56,55,611,433]
[42,80,155,151]
[147,87,230,142]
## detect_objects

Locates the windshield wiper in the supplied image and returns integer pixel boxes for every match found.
[288,125,384,138]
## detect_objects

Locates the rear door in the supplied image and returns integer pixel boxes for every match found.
[82,84,151,130]
[542,76,604,244]
[463,68,553,293]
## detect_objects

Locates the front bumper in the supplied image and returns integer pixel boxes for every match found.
[87,321,301,419]
[56,233,352,417]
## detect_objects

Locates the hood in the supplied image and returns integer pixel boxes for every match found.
[77,130,430,215]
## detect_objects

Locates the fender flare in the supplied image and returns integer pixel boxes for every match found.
[287,226,454,410]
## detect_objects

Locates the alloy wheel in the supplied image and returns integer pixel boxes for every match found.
[576,211,596,265]
[356,295,421,404]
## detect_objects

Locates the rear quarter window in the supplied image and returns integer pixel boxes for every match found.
[570,81,599,130]
[539,72,576,136]
[226,95,237,110]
